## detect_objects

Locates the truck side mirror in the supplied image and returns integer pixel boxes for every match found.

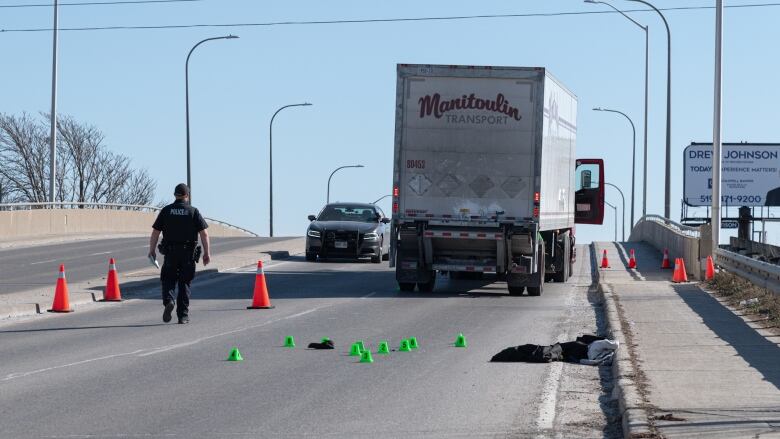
[574,159,605,225]
[308,215,316,221]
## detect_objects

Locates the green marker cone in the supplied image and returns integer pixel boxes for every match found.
[360,350,374,363]
[349,343,362,356]
[377,341,390,355]
[284,336,296,348]
[356,340,366,353]
[321,337,331,343]
[408,337,419,349]
[455,333,467,348]
[227,347,243,361]
[399,339,412,352]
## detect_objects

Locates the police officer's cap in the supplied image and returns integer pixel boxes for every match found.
[174,183,190,197]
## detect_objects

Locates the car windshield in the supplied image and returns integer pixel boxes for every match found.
[318,206,378,223]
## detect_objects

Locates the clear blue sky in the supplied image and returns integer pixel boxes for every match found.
[2,0,778,243]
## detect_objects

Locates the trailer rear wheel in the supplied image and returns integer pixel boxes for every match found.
[508,286,525,296]
[552,233,570,283]
[399,282,416,292]
[417,273,436,292]
[527,246,545,296]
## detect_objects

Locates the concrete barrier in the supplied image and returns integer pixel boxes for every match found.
[0,209,252,239]
[629,216,707,280]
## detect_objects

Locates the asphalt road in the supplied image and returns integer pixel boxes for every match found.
[0,247,617,438]
[0,237,294,295]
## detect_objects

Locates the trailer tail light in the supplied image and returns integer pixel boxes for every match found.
[393,202,399,213]
[393,186,399,197]
[534,192,540,203]
[533,207,539,217]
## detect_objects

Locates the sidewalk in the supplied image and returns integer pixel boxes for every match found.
[594,241,780,438]
[0,237,305,321]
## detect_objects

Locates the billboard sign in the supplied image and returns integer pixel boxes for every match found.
[684,143,780,206]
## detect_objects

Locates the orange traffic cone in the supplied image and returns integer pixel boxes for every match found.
[661,249,671,269]
[600,249,610,268]
[628,249,637,269]
[705,255,716,280]
[672,258,689,283]
[101,258,122,302]
[49,264,73,313]
[247,260,274,309]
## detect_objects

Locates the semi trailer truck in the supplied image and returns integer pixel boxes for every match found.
[390,64,605,295]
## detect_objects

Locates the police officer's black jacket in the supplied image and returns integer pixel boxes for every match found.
[152,199,208,244]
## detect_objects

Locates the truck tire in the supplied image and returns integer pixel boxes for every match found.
[371,255,381,263]
[527,246,545,296]
[399,282,416,292]
[305,252,317,262]
[508,286,525,296]
[552,234,570,283]
[417,274,436,292]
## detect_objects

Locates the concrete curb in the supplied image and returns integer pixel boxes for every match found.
[0,240,305,321]
[591,243,653,439]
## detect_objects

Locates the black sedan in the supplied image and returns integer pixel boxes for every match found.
[305,203,390,263]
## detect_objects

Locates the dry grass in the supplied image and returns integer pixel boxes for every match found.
[704,271,780,329]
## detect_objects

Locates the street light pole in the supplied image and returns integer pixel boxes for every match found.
[185,34,239,199]
[584,0,649,219]
[595,108,635,231]
[712,0,724,250]
[327,165,364,204]
[605,182,626,241]
[606,201,618,242]
[627,0,671,219]
[269,103,312,237]
[48,0,59,203]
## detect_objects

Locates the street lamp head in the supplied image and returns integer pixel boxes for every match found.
[303,102,313,106]
[226,35,239,39]
[355,164,365,168]
[583,0,598,3]
[593,107,603,111]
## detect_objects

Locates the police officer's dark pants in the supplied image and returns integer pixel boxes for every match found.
[161,246,196,318]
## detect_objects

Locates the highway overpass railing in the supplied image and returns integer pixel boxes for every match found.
[630,215,706,279]
[0,202,258,238]
[714,247,780,295]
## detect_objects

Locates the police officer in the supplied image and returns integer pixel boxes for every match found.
[148,183,210,324]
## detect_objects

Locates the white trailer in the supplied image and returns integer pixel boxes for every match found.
[390,64,604,295]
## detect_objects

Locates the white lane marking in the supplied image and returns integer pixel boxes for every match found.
[30,258,59,265]
[362,292,377,298]
[536,360,563,431]
[2,349,148,381]
[138,306,326,357]
[3,305,329,379]
[88,251,111,257]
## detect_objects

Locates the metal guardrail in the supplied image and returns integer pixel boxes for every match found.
[640,214,701,238]
[714,248,780,295]
[0,202,259,237]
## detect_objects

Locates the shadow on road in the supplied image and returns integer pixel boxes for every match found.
[0,323,167,334]
[673,283,780,391]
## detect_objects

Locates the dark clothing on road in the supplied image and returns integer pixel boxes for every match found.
[153,199,208,319]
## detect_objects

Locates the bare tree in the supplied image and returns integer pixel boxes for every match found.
[0,112,156,207]
[0,113,50,202]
